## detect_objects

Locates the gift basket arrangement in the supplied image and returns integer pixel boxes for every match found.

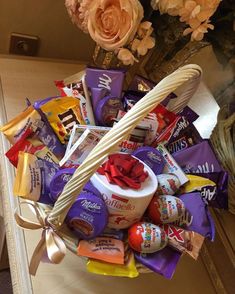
[1,0,232,280]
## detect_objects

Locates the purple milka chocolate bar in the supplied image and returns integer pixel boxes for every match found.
[132,146,165,175]
[85,68,125,98]
[135,247,181,279]
[50,168,102,202]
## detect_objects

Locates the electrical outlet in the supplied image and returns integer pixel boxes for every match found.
[9,33,39,56]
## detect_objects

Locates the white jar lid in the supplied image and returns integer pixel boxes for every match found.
[91,157,158,199]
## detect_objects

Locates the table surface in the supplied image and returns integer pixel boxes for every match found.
[0,56,233,294]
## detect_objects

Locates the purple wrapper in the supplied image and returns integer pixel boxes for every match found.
[39,159,60,205]
[135,247,181,279]
[128,75,155,92]
[175,193,215,241]
[161,93,177,107]
[50,168,76,202]
[132,147,165,175]
[95,95,123,126]
[196,172,228,209]
[50,168,101,202]
[123,91,145,111]
[85,68,125,98]
[172,140,222,174]
[33,97,66,159]
[179,106,199,123]
[66,192,108,240]
[90,87,109,110]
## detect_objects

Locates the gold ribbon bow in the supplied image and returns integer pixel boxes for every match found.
[14,202,66,276]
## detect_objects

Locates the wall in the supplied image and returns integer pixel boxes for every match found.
[0,0,95,61]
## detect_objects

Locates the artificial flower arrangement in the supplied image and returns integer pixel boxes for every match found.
[65,0,221,65]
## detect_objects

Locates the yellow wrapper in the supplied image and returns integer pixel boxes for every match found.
[181,174,216,193]
[86,251,139,278]
[40,96,85,144]
[14,152,41,201]
[0,106,41,144]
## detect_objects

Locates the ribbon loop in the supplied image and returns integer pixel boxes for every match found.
[97,154,149,189]
[14,201,66,276]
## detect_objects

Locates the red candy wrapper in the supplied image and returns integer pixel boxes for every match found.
[160,224,204,260]
[5,129,59,167]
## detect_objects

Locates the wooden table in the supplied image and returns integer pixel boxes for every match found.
[0,56,234,294]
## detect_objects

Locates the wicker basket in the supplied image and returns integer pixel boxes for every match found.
[15,64,203,275]
[210,104,235,214]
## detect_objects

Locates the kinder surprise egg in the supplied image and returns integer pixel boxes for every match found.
[148,195,185,224]
[156,174,180,195]
[128,222,168,253]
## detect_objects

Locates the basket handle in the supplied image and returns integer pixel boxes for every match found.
[48,64,202,228]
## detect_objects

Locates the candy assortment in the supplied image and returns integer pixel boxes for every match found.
[0,67,228,279]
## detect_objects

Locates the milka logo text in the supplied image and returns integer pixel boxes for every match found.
[81,200,101,213]
[173,117,189,138]
[173,211,193,227]
[98,74,112,90]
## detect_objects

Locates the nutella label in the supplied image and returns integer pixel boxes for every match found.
[119,140,143,153]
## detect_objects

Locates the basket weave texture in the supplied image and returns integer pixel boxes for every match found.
[210,104,235,214]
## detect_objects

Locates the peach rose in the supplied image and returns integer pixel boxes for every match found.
[87,0,144,51]
[65,0,94,33]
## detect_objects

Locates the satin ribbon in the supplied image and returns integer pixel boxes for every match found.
[97,154,148,189]
[14,202,66,276]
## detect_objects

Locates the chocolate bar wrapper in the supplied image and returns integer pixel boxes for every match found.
[85,67,125,98]
[160,224,204,260]
[156,144,189,186]
[128,75,155,92]
[14,152,59,205]
[195,172,228,209]
[50,167,102,202]
[135,247,181,279]
[123,90,145,111]
[95,95,123,127]
[90,87,109,110]
[1,104,65,159]
[152,115,192,147]
[179,106,199,123]
[172,140,223,174]
[6,129,59,167]
[175,193,215,241]
[166,124,203,154]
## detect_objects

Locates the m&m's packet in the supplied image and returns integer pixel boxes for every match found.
[39,96,85,144]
